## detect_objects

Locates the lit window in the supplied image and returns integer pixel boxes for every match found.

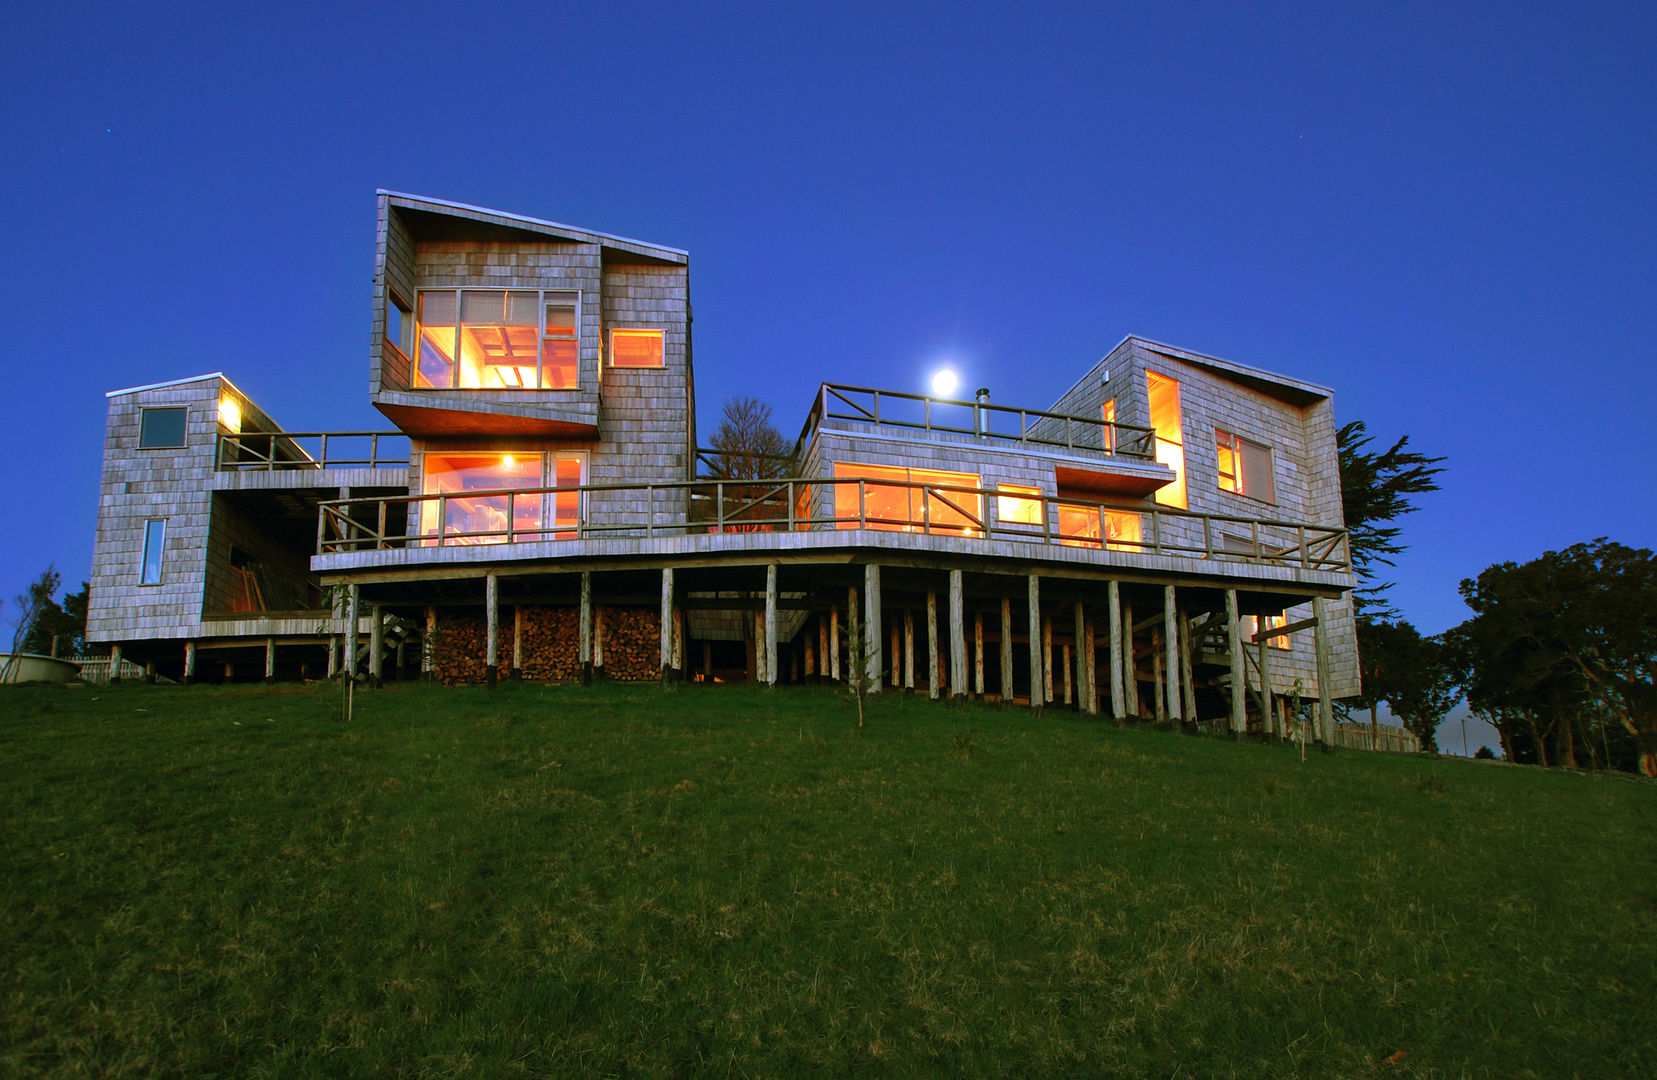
[997,484,1044,527]
[386,292,413,357]
[413,289,581,390]
[610,328,665,368]
[1147,372,1186,509]
[140,520,166,584]
[1217,430,1275,503]
[832,463,982,533]
[1057,504,1143,551]
[1249,614,1292,650]
[419,453,584,545]
[1102,398,1116,453]
[138,407,187,448]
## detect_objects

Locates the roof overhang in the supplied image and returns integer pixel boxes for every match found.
[379,190,687,265]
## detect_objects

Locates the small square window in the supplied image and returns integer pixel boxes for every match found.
[139,407,188,448]
[1217,429,1275,503]
[140,519,166,584]
[610,328,665,368]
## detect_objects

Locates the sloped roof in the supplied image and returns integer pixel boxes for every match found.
[379,190,688,264]
[1126,335,1331,406]
[106,372,240,398]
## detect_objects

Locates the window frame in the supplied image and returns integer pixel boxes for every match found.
[1216,429,1276,504]
[417,450,588,545]
[411,287,584,390]
[140,519,166,585]
[608,327,666,369]
[138,406,188,449]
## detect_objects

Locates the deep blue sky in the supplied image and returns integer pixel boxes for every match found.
[2,1,1653,638]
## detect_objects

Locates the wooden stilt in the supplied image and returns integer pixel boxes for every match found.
[594,607,605,675]
[1162,585,1179,723]
[1179,602,1197,728]
[1042,616,1054,703]
[265,638,277,682]
[659,568,673,684]
[484,574,498,688]
[1108,581,1125,721]
[903,611,915,690]
[999,596,1014,702]
[579,572,592,685]
[764,564,778,687]
[110,643,122,682]
[1226,589,1246,737]
[1062,643,1073,706]
[973,613,985,697]
[370,603,384,687]
[1027,575,1043,713]
[1314,596,1334,751]
[1122,599,1138,717]
[830,604,841,681]
[949,569,966,699]
[183,640,196,685]
[890,625,901,687]
[423,606,437,681]
[1085,620,1098,715]
[345,585,360,679]
[1153,627,1167,722]
[818,616,828,682]
[926,592,940,701]
[863,564,882,693]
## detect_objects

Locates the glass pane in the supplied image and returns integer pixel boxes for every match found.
[545,293,577,336]
[505,291,538,326]
[611,329,664,368]
[540,338,578,389]
[1058,504,1101,548]
[460,290,505,324]
[415,292,457,388]
[1105,510,1143,552]
[997,485,1043,526]
[141,520,166,583]
[138,407,187,448]
[1153,437,1187,509]
[1241,439,1274,502]
[420,453,544,545]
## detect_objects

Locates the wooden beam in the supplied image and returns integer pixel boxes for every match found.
[578,572,592,685]
[1121,598,1138,717]
[1162,585,1180,723]
[183,640,196,685]
[1027,575,1042,713]
[345,585,360,679]
[265,637,277,682]
[1062,643,1073,706]
[949,569,967,699]
[1258,630,1274,737]
[830,603,840,681]
[973,613,985,697]
[369,604,384,687]
[863,564,882,693]
[1085,620,1098,715]
[926,591,940,700]
[1179,602,1197,729]
[999,595,1014,701]
[485,574,498,688]
[1072,603,1088,713]
[1042,616,1054,704]
[903,611,915,690]
[1314,595,1334,751]
[764,564,778,687]
[890,624,901,688]
[423,606,436,680]
[659,568,673,683]
[511,606,523,679]
[1108,581,1125,721]
[1226,589,1246,737]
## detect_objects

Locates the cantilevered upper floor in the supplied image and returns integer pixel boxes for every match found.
[370,192,692,442]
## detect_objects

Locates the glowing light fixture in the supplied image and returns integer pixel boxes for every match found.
[930,369,959,398]
[502,454,516,467]
[217,396,241,433]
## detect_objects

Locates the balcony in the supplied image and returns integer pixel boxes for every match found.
[312,476,1350,587]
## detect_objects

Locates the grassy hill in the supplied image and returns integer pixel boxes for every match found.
[2,680,1652,1078]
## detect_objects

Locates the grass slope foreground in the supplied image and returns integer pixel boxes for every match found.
[2,681,1653,1078]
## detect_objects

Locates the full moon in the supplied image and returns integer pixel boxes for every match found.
[930,369,959,397]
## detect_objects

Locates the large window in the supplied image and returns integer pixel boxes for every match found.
[414,289,580,390]
[610,328,664,368]
[1216,429,1275,503]
[832,463,983,533]
[1249,614,1292,651]
[140,519,166,584]
[1147,372,1186,508]
[419,453,584,544]
[138,407,187,448]
[997,484,1044,527]
[1057,504,1143,551]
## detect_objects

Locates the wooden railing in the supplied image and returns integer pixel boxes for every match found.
[807,384,1157,460]
[217,431,411,471]
[316,476,1350,573]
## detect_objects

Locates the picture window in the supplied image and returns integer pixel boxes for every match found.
[138,407,188,449]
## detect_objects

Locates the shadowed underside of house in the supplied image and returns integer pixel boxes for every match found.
[85,192,1361,742]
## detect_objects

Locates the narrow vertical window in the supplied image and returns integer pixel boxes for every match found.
[1147,372,1186,509]
[1101,398,1116,454]
[140,519,166,585]
[541,292,579,388]
[386,292,413,357]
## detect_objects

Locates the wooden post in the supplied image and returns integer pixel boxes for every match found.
[511,606,523,679]
[144,660,156,684]
[594,606,607,675]
[805,634,816,678]
[764,564,778,687]
[818,616,828,682]
[1027,574,1042,712]
[110,643,122,683]
[1122,599,1138,717]
[423,606,436,681]
[264,638,277,681]
[949,569,966,699]
[183,640,196,685]
[1108,581,1125,721]
[1062,643,1073,706]
[973,613,985,697]
[578,572,592,685]
[753,612,764,684]
[1072,603,1089,714]
[659,568,674,684]
[703,640,713,682]
[926,592,940,701]
[863,564,882,693]
[1226,589,1246,738]
[345,585,359,679]
[1162,585,1179,723]
[1042,616,1054,704]
[327,637,338,678]
[673,606,686,679]
[1314,595,1335,751]
[830,604,841,681]
[1085,621,1098,715]
[1179,603,1197,728]
[890,625,901,687]
[1259,625,1275,737]
[903,611,915,690]
[370,603,384,687]
[484,573,498,688]
[999,596,1014,702]
[1152,628,1166,722]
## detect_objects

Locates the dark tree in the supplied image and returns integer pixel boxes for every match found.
[1337,420,1445,622]
[1361,620,1461,754]
[23,580,88,656]
[705,395,792,480]
[1453,540,1657,775]
[4,566,63,680]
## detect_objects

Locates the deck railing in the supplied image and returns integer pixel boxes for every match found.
[217,431,411,471]
[317,476,1349,573]
[809,384,1157,460]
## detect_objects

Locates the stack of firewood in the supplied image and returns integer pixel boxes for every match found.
[429,606,663,684]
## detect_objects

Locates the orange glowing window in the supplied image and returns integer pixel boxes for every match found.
[412,289,581,390]
[1102,398,1116,453]
[997,484,1044,527]
[610,328,665,368]
[1057,504,1143,551]
[832,462,982,533]
[419,453,585,545]
[1249,614,1292,650]
[1216,429,1275,503]
[1147,371,1186,509]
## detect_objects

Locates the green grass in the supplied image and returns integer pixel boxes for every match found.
[2,681,1653,1078]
